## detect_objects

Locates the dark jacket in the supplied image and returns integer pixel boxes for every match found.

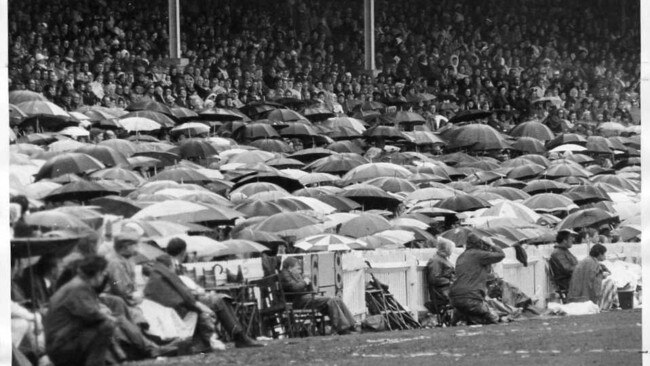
[549,246,578,291]
[449,247,505,301]
[44,277,110,351]
[144,262,199,317]
[279,269,313,305]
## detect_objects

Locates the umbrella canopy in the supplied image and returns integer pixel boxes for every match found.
[239,101,284,119]
[364,176,417,193]
[313,195,362,212]
[474,186,531,201]
[295,234,362,252]
[556,208,619,231]
[522,193,579,213]
[137,200,242,224]
[43,180,119,202]
[249,139,293,153]
[230,181,289,198]
[511,137,547,154]
[546,133,587,150]
[279,122,320,138]
[266,108,307,122]
[327,141,365,154]
[523,179,571,194]
[200,108,245,122]
[434,192,491,212]
[122,110,176,128]
[448,110,493,124]
[233,123,281,141]
[479,201,542,224]
[506,163,545,180]
[98,139,138,157]
[307,154,366,175]
[171,122,210,137]
[446,124,510,151]
[232,228,285,244]
[58,126,90,138]
[234,200,285,217]
[542,162,592,179]
[441,226,513,248]
[301,106,336,121]
[590,175,639,192]
[119,117,161,132]
[170,107,199,121]
[126,100,174,117]
[76,145,129,167]
[363,125,407,140]
[338,213,391,238]
[340,184,403,211]
[209,239,270,257]
[178,138,219,159]
[12,234,82,258]
[252,212,323,238]
[150,167,212,184]
[341,162,411,184]
[509,121,554,141]
[35,153,105,181]
[89,167,145,185]
[10,90,47,104]
[323,117,367,133]
[89,196,142,217]
[23,210,92,232]
[289,147,337,163]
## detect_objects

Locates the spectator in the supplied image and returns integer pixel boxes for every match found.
[43,255,116,366]
[279,256,358,335]
[567,244,619,310]
[549,229,579,294]
[425,238,455,307]
[448,233,505,325]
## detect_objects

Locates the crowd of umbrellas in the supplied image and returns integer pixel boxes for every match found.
[9,89,641,259]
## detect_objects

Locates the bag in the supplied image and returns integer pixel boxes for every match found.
[361,315,387,332]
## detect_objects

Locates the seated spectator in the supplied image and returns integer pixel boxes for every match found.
[279,257,358,335]
[549,229,579,293]
[44,255,116,366]
[16,254,61,311]
[568,244,619,310]
[145,254,263,350]
[448,233,505,325]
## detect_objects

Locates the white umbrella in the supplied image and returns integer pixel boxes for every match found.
[59,126,90,138]
[295,234,364,252]
[171,122,210,137]
[156,234,228,258]
[549,144,587,153]
[119,117,161,132]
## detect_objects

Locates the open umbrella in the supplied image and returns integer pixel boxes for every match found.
[340,184,403,211]
[209,239,270,257]
[119,117,161,132]
[542,162,592,179]
[239,101,284,119]
[295,234,362,252]
[150,167,212,184]
[506,163,545,180]
[523,179,570,194]
[440,226,513,248]
[249,139,293,153]
[509,121,554,141]
[301,106,336,121]
[510,137,547,154]
[23,210,92,233]
[43,180,119,202]
[126,100,174,118]
[545,133,587,150]
[122,110,176,129]
[556,208,619,231]
[76,145,129,167]
[312,195,361,212]
[279,122,320,138]
[289,147,337,163]
[10,90,47,104]
[132,200,242,223]
[448,110,493,124]
[341,162,411,184]
[234,200,285,217]
[233,123,281,141]
[521,193,579,213]
[306,154,365,175]
[170,122,210,137]
[434,192,491,212]
[364,176,417,193]
[446,124,510,151]
[231,228,285,245]
[35,153,105,181]
[363,125,407,140]
[178,138,219,159]
[338,213,391,238]
[252,212,323,239]
[266,108,307,122]
[89,196,142,217]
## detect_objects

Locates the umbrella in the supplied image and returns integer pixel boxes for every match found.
[298,172,340,186]
[506,163,545,180]
[612,224,641,242]
[239,101,284,119]
[125,100,174,118]
[448,110,493,124]
[58,126,90,138]
[233,123,281,141]
[23,210,92,232]
[171,107,199,121]
[155,235,228,258]
[132,200,242,223]
[150,167,212,184]
[434,192,491,212]
[295,234,362,252]
[542,163,592,179]
[24,181,62,200]
[9,90,47,104]
[323,117,367,133]
[98,139,138,157]
[119,117,161,132]
[479,201,541,224]
[406,187,458,204]
[76,145,129,167]
[340,185,402,211]
[301,106,336,121]
[171,122,210,137]
[510,137,547,154]
[556,208,619,231]
[279,122,320,138]
[89,196,142,217]
[12,234,82,258]
[234,200,285,217]
[364,176,417,193]
[590,175,639,192]
[230,181,288,197]
[43,180,119,202]
[35,153,105,181]
[89,167,145,185]
[178,138,219,159]
[440,226,513,248]
[289,148,337,163]
[363,125,407,140]
[545,133,587,150]
[338,213,391,238]
[585,136,615,154]
[266,157,305,169]
[266,108,307,122]
[313,195,362,212]
[249,139,293,153]
[340,162,411,184]
[122,110,176,129]
[232,228,285,245]
[521,193,579,213]
[252,212,323,239]
[446,124,510,151]
[307,154,365,175]
[403,131,446,146]
[564,185,611,204]
[523,179,570,194]
[206,239,269,257]
[326,141,364,154]
[509,121,554,141]
[199,108,245,122]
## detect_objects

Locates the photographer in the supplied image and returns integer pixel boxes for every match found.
[448,233,505,325]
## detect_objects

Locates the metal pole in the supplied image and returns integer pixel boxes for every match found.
[168,0,181,59]
[364,0,376,73]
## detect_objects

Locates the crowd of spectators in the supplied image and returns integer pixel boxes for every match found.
[8,0,640,131]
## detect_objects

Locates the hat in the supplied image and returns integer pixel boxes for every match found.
[558,229,578,236]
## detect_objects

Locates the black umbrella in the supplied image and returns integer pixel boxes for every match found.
[178,138,219,159]
[11,234,81,258]
[43,180,119,202]
[76,145,129,167]
[125,100,174,118]
[131,151,180,166]
[35,153,105,181]
[199,108,245,122]
[231,173,304,193]
[89,195,142,218]
[239,101,284,118]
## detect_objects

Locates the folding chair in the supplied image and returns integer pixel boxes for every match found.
[424,287,453,327]
[546,260,568,304]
